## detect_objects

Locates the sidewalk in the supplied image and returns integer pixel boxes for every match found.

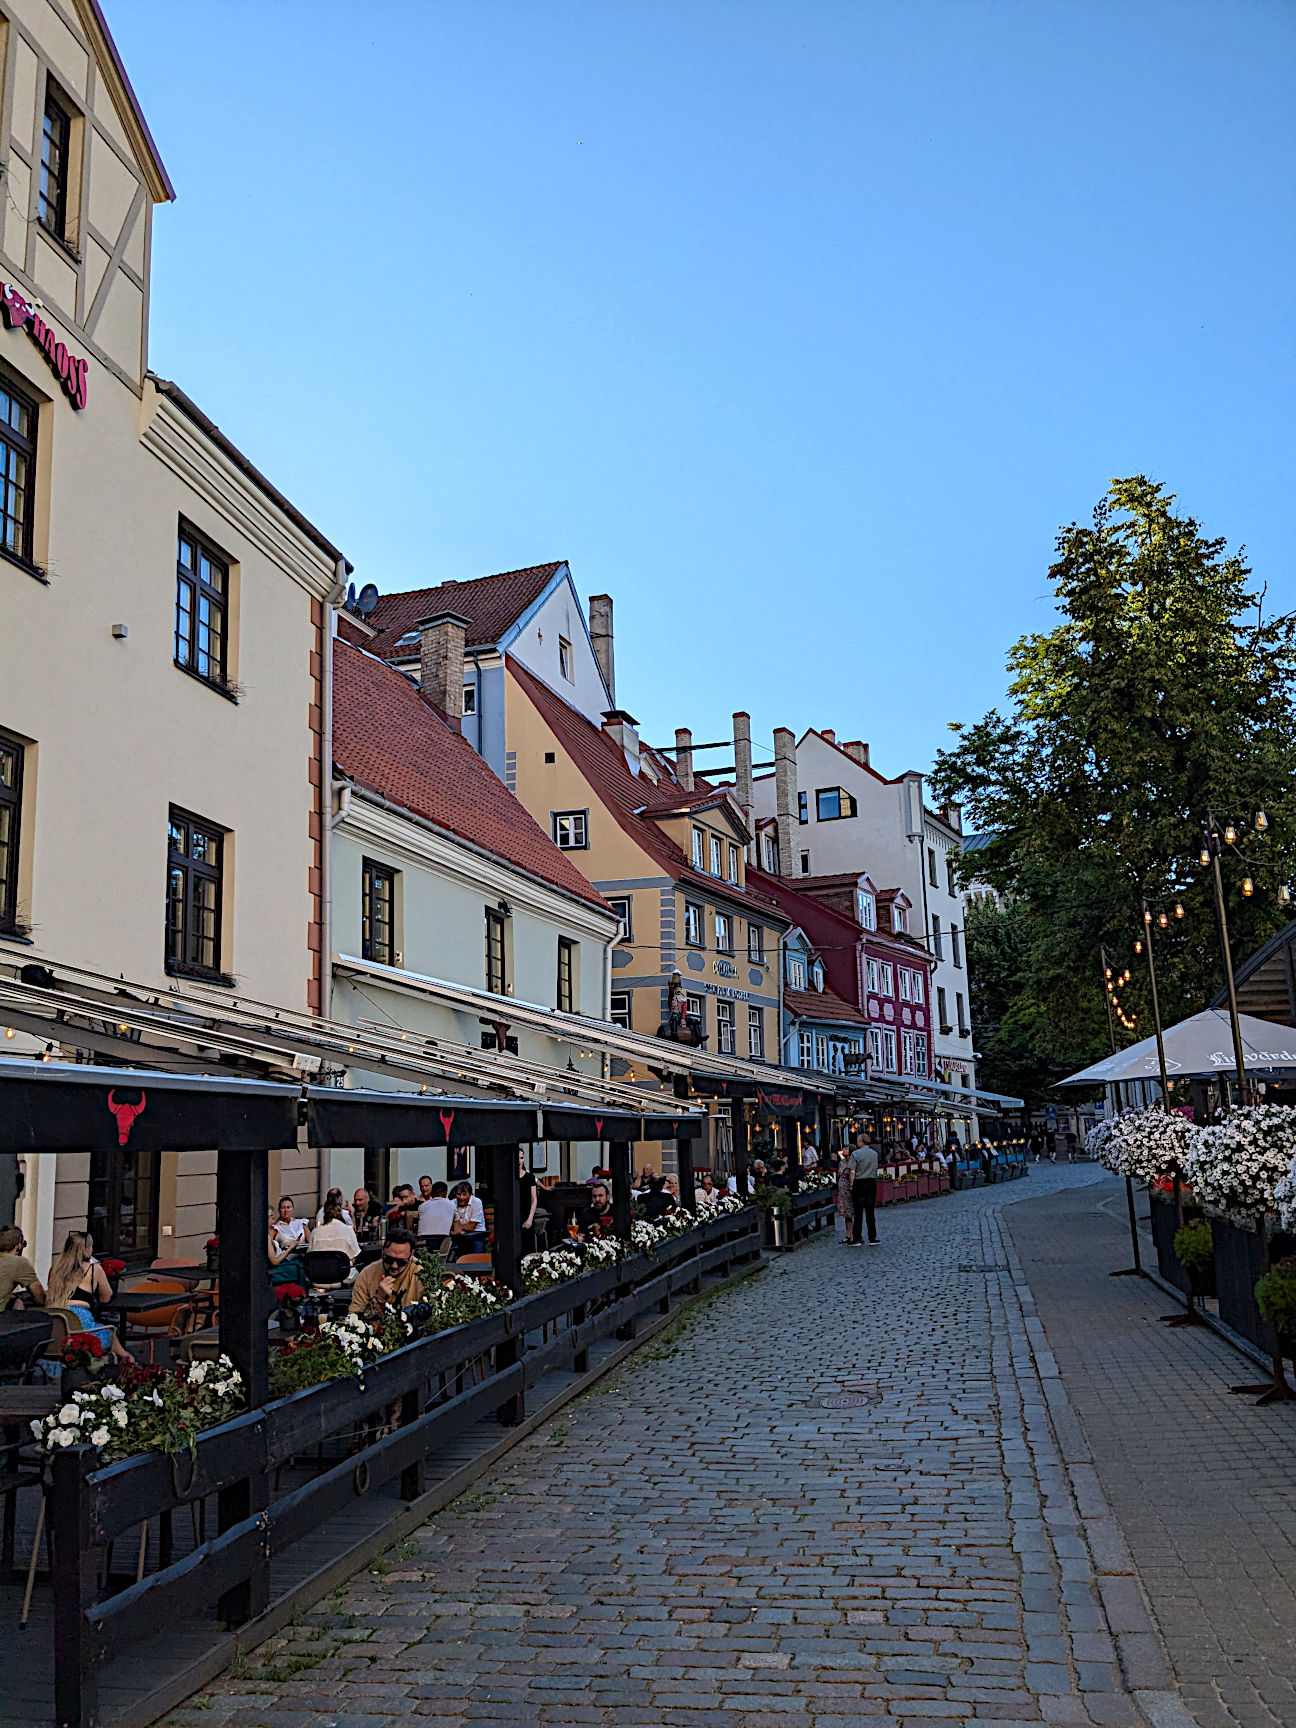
[1005,1180,1296,1728]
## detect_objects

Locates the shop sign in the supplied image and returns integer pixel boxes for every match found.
[1,282,88,408]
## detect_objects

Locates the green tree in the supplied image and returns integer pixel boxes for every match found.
[934,477,1296,1070]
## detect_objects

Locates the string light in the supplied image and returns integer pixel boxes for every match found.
[1242,877,1255,898]
[1225,823,1238,845]
[1200,846,1211,866]
[1174,902,1185,919]
[1158,911,1169,928]
[1280,885,1292,909]
[1256,810,1269,832]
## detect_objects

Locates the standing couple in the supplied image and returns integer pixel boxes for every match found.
[840,1131,879,1247]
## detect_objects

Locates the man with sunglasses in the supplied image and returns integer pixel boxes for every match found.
[348,1227,424,1319]
[0,1224,45,1309]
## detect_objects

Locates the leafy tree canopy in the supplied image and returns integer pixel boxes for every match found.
[934,477,1296,1097]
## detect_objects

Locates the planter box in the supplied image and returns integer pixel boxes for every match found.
[1211,1215,1268,1351]
[1150,1192,1190,1295]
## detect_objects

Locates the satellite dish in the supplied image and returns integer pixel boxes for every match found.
[356,583,380,617]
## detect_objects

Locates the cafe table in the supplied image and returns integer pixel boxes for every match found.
[1,1384,58,1573]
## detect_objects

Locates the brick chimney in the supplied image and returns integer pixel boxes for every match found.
[822,728,835,745]
[675,727,694,792]
[842,740,868,766]
[589,593,615,704]
[733,711,754,861]
[416,611,470,731]
[773,727,798,878]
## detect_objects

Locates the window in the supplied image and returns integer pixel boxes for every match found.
[684,901,703,946]
[811,959,825,991]
[928,846,938,886]
[931,915,943,960]
[361,859,396,965]
[558,636,574,681]
[727,843,740,884]
[462,683,477,716]
[0,378,36,564]
[606,895,632,940]
[0,734,23,932]
[762,834,779,872]
[947,857,957,896]
[866,957,879,995]
[485,907,507,994]
[716,1000,735,1054]
[937,986,949,1030]
[898,968,912,1003]
[916,1032,928,1072]
[815,787,857,821]
[710,834,722,876]
[610,990,631,1028]
[816,1034,828,1071]
[686,992,705,1036]
[892,902,907,933]
[175,525,230,689]
[557,936,576,1012]
[39,88,72,239]
[951,924,962,968]
[692,827,705,869]
[800,851,810,874]
[748,923,764,963]
[879,961,894,996]
[748,1006,764,1059]
[714,910,733,952]
[799,1029,814,1068]
[956,991,968,1034]
[166,808,224,978]
[798,791,808,825]
[911,971,924,1005]
[902,1031,916,1074]
[788,956,806,990]
[882,1028,897,1071]
[868,1027,882,1067]
[857,890,876,930]
[551,809,588,850]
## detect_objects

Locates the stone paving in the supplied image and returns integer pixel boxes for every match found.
[175,1163,1182,1728]
[1006,1179,1296,1728]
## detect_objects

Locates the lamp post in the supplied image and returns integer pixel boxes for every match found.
[1201,816,1249,1107]
[1101,944,1142,1279]
[1139,902,1172,1109]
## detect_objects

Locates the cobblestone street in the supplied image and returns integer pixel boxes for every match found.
[180,1164,1225,1728]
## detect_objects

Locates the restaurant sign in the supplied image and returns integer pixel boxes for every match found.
[1,282,88,408]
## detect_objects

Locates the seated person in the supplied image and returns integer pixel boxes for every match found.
[695,1172,720,1211]
[766,1156,790,1190]
[348,1228,424,1318]
[0,1223,44,1309]
[800,1138,821,1177]
[417,1180,456,1250]
[315,1187,353,1226]
[272,1196,309,1257]
[268,1213,309,1290]
[576,1181,616,1238]
[447,1183,488,1256]
[640,1175,676,1220]
[311,1199,360,1265]
[45,1231,133,1363]
[384,1184,418,1235]
[351,1188,381,1243]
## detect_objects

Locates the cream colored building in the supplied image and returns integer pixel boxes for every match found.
[0,0,347,1273]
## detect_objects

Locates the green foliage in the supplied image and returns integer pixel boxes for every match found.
[935,478,1296,1066]
[1173,1220,1213,1272]
[752,1184,791,1218]
[1255,1256,1296,1339]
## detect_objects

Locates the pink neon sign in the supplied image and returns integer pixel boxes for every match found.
[0,282,87,409]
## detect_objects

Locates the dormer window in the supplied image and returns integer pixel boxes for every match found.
[709,834,722,876]
[815,787,857,821]
[892,903,907,933]
[558,637,574,681]
[788,956,806,990]
[692,827,704,869]
[811,960,825,992]
[727,843,740,884]
[857,890,876,930]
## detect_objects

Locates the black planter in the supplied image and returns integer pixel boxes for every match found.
[205,1247,219,1274]
[1150,1193,1190,1294]
[277,1305,300,1336]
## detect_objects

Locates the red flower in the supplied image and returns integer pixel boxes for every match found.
[61,1331,105,1365]
[205,1238,219,1249]
[276,1284,306,1304]
[99,1258,126,1279]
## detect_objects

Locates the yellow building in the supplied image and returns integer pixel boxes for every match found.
[0,1,347,1269]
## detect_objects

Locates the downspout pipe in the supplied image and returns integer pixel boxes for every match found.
[318,558,347,1194]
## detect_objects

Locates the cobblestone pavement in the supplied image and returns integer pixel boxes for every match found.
[176,1167,1180,1728]
[1006,1179,1296,1728]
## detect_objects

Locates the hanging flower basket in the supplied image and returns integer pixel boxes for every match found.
[1097,1108,1191,1183]
[1184,1105,1296,1219]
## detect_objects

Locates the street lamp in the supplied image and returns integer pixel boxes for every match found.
[1100,942,1143,1280]
[1199,816,1252,1107]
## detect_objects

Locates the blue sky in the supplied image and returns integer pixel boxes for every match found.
[112,0,1294,779]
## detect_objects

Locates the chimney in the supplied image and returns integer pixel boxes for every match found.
[945,800,963,834]
[416,610,470,731]
[822,728,835,745]
[602,709,641,775]
[675,727,694,792]
[588,593,615,704]
[773,727,798,878]
[733,711,755,862]
[843,740,869,766]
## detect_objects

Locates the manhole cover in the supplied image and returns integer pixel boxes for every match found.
[821,1392,881,1409]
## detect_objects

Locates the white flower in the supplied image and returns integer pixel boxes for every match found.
[112,1406,128,1428]
[102,1384,125,1402]
[58,1404,80,1425]
[187,1361,209,1384]
[1098,1108,1191,1182]
[90,1427,110,1448]
[52,1429,74,1447]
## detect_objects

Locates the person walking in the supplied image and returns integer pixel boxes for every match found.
[847,1131,879,1247]
[835,1149,854,1242]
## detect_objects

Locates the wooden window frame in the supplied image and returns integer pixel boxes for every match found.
[558,636,574,681]
[727,843,740,884]
[691,827,705,869]
[715,999,736,1055]
[747,923,764,963]
[39,85,72,240]
[165,806,226,981]
[485,907,507,995]
[551,809,588,850]
[683,901,704,947]
[714,910,733,954]
[788,955,806,990]
[798,1029,814,1068]
[557,935,576,1012]
[815,786,857,822]
[0,732,24,933]
[175,521,232,695]
[605,895,632,941]
[609,990,631,1028]
[747,1005,764,1060]
[951,924,963,968]
[0,374,37,569]
[709,834,722,877]
[361,858,397,965]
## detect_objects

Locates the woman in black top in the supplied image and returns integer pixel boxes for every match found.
[518,1150,540,1254]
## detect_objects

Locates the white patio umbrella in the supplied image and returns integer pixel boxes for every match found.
[1058,1009,1296,1087]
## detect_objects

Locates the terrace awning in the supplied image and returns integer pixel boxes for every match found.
[1057,1009,1296,1087]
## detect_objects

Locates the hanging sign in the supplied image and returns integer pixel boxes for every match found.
[0,282,88,409]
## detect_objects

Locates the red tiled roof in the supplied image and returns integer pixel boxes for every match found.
[332,639,610,913]
[784,986,868,1027]
[508,660,786,917]
[362,564,565,659]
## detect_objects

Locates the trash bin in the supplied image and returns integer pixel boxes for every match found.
[768,1206,786,1249]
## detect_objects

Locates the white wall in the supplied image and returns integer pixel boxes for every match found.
[503,572,611,727]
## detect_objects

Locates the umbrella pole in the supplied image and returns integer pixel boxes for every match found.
[1230,1214,1295,1403]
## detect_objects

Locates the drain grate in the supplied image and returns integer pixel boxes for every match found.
[959,1263,1009,1273]
[821,1391,882,1408]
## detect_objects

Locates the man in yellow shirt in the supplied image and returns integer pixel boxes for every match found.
[348,1228,424,1319]
[0,1225,44,1308]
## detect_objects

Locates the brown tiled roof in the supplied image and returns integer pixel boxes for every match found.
[784,986,869,1027]
[332,639,610,912]
[508,660,786,917]
[363,564,565,659]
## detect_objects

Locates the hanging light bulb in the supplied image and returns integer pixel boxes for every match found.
[1143,907,1152,924]
[1256,810,1269,832]
[1135,939,1143,954]
[1200,845,1211,866]
[1157,911,1168,928]
[1242,877,1255,897]
[1105,966,1112,979]
[1279,884,1293,908]
[1225,823,1237,845]
[1174,902,1185,919]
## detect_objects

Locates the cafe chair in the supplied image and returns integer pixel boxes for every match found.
[303,1250,354,1321]
[115,1278,194,1363]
